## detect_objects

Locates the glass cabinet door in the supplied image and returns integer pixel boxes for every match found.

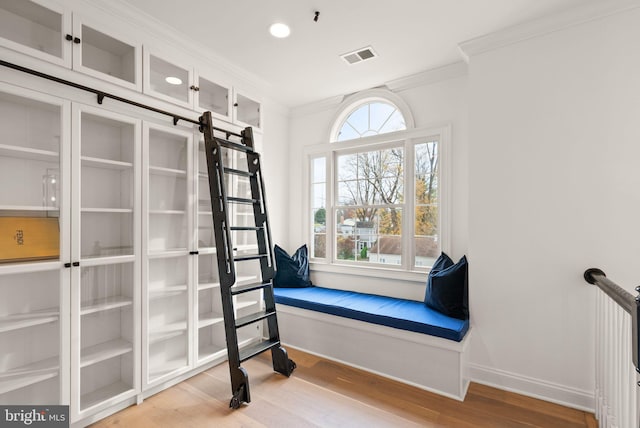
[194,137,227,364]
[143,124,192,385]
[144,50,193,109]
[72,15,141,91]
[72,104,140,418]
[0,0,71,67]
[0,84,69,405]
[195,72,232,122]
[233,91,262,130]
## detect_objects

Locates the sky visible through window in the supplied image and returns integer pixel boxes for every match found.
[336,101,406,141]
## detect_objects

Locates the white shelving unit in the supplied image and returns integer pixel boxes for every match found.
[71,104,141,421]
[0,0,269,423]
[0,83,69,407]
[142,123,193,388]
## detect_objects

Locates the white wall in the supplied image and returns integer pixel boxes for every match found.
[287,72,469,301]
[261,102,291,248]
[466,7,640,410]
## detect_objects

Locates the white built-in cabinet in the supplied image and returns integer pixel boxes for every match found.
[0,0,267,424]
[143,48,262,130]
[0,83,142,422]
[0,0,142,90]
[71,104,141,420]
[0,80,264,424]
[0,83,70,407]
[142,123,194,387]
[0,0,259,129]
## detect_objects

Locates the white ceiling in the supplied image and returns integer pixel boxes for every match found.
[122,0,593,108]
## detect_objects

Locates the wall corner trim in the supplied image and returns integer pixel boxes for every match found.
[458,0,640,59]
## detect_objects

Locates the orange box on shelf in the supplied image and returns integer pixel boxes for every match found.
[0,217,60,263]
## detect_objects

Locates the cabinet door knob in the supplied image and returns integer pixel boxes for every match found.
[64,262,71,268]
[65,34,73,42]
[73,37,81,44]
[72,261,80,267]
[233,103,238,107]
[190,85,200,91]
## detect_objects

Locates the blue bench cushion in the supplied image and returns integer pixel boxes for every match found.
[273,286,469,342]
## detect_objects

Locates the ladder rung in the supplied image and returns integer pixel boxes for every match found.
[235,310,276,329]
[231,282,272,295]
[239,339,280,363]
[227,197,257,204]
[215,137,253,153]
[234,254,268,262]
[229,226,263,231]
[223,167,254,178]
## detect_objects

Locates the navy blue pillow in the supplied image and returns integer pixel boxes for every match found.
[424,253,469,320]
[273,244,312,288]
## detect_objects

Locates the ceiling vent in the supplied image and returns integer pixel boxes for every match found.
[340,46,377,65]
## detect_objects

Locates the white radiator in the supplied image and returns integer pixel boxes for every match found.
[595,288,639,428]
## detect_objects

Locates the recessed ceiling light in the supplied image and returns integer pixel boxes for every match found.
[165,76,183,85]
[269,23,290,38]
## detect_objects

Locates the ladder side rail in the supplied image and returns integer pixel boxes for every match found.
[246,151,275,282]
[202,113,236,288]
[202,112,245,385]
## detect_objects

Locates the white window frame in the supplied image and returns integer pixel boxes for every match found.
[304,123,451,281]
[328,89,415,142]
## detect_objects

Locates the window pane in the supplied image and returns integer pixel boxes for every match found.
[414,236,438,268]
[370,103,396,132]
[312,233,326,258]
[378,110,406,134]
[337,123,360,141]
[310,157,327,260]
[335,207,402,265]
[312,157,326,183]
[337,154,357,181]
[415,140,439,268]
[333,101,407,142]
[312,184,325,209]
[415,141,438,204]
[346,105,369,135]
[337,147,403,206]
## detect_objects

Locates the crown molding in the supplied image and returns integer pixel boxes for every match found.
[290,60,469,118]
[290,95,345,118]
[458,0,640,61]
[385,61,467,92]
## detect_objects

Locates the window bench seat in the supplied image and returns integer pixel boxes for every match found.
[273,286,472,400]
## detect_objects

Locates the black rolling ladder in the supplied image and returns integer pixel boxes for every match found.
[199,111,295,409]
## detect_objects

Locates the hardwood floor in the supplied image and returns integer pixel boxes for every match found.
[92,347,597,427]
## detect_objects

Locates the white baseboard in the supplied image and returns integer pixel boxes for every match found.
[467,363,594,412]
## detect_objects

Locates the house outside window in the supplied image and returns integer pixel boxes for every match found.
[307,89,450,274]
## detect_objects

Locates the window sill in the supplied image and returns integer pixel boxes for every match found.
[309,261,428,284]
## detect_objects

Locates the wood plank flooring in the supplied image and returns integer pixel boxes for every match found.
[92,347,597,427]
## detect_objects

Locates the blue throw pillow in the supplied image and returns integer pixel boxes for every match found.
[424,253,469,320]
[273,244,312,288]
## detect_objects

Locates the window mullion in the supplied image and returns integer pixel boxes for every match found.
[329,149,338,264]
[403,138,415,271]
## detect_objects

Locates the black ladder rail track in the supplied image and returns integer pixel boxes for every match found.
[201,111,295,409]
[0,59,243,136]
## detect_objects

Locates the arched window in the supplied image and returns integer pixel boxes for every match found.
[310,89,449,276]
[329,90,414,142]
[335,101,406,141]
